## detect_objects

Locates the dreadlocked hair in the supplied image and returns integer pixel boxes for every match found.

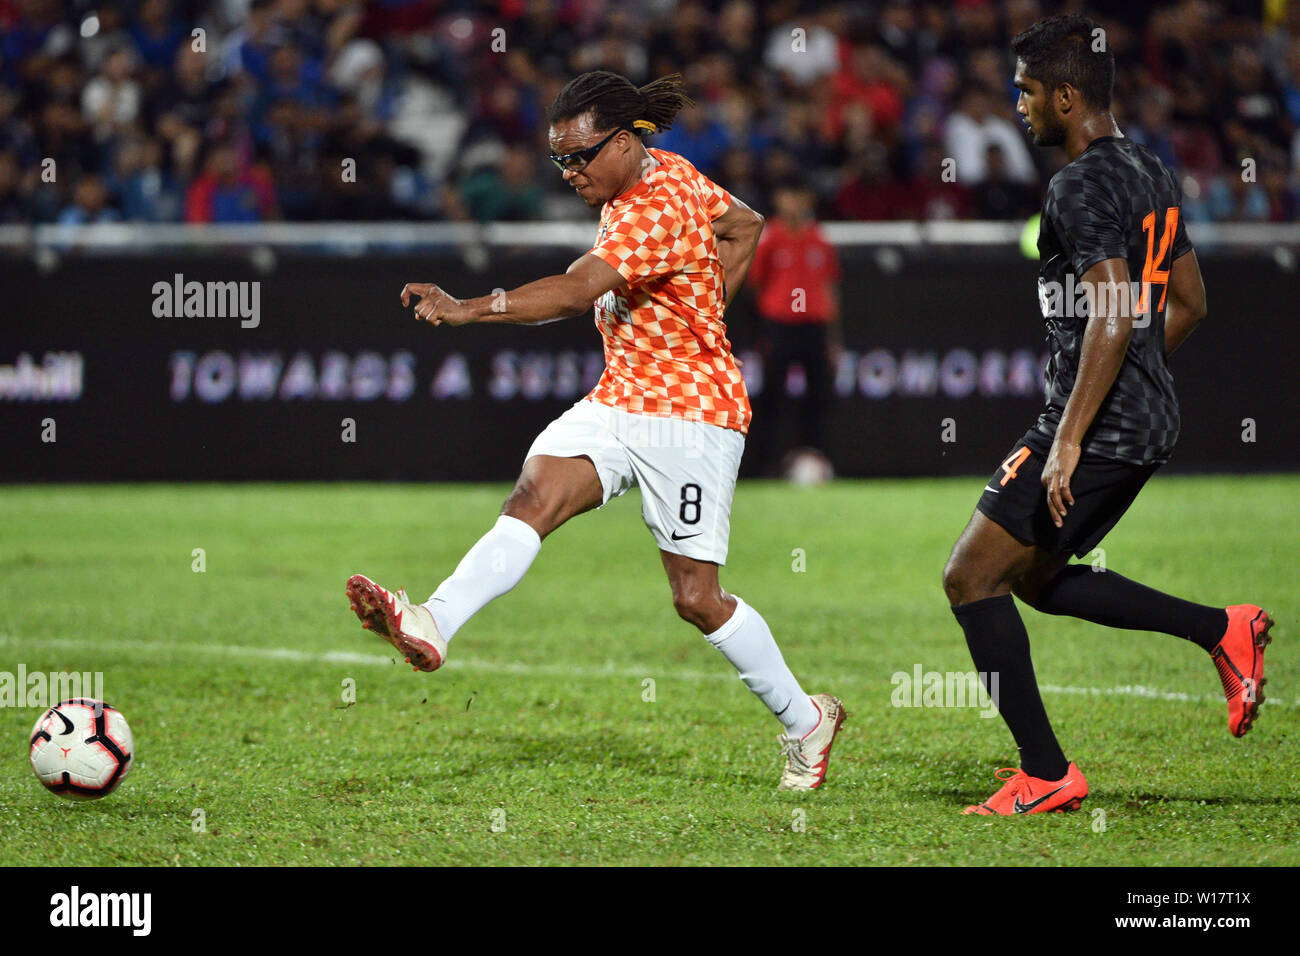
[547,71,694,136]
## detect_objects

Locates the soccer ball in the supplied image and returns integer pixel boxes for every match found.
[29,699,134,800]
[782,447,834,487]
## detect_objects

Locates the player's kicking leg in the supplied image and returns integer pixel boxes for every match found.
[1013,561,1275,738]
[347,453,602,670]
[943,511,1089,815]
[661,551,845,791]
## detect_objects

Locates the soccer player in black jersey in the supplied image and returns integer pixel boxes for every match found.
[942,15,1274,816]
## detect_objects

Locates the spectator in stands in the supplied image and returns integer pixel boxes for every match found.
[1127,85,1179,170]
[1220,44,1290,157]
[455,142,543,223]
[260,97,319,220]
[37,85,100,215]
[1261,158,1299,221]
[254,41,332,131]
[1204,164,1271,222]
[953,0,1001,51]
[876,0,925,73]
[825,44,907,144]
[716,0,765,86]
[972,143,1038,220]
[275,0,328,66]
[764,10,840,88]
[319,94,425,220]
[58,173,119,223]
[0,87,38,168]
[78,3,132,74]
[129,0,186,76]
[459,76,541,150]
[943,86,1036,186]
[716,87,773,163]
[570,7,648,82]
[184,141,277,222]
[110,134,182,221]
[2,0,75,89]
[835,137,910,220]
[147,43,215,134]
[654,104,730,179]
[153,108,203,197]
[329,38,392,120]
[220,0,282,86]
[903,55,960,163]
[506,0,581,79]
[905,140,974,220]
[718,146,763,210]
[81,45,141,146]
[768,98,830,175]
[1282,36,1300,129]
[0,149,28,222]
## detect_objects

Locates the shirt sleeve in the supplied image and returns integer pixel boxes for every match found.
[588,195,687,284]
[700,174,733,220]
[1046,172,1128,278]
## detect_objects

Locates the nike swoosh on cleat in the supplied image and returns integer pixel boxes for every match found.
[983,485,1000,494]
[1013,781,1071,813]
[670,531,702,540]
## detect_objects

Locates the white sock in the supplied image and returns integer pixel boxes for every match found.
[423,515,541,640]
[703,596,820,737]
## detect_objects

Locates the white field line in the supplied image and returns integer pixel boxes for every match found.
[0,632,1288,710]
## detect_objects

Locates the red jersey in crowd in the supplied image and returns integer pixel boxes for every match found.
[748,219,841,323]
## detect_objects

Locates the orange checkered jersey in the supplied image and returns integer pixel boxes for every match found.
[585,148,751,434]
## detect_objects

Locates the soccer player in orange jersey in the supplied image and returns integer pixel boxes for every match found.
[346,72,844,790]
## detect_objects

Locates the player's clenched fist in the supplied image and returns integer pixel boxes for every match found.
[401,282,472,326]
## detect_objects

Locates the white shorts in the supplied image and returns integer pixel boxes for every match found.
[525,399,746,565]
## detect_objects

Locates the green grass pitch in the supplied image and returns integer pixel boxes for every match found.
[1,477,1295,866]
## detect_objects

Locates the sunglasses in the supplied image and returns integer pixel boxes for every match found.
[548,128,626,172]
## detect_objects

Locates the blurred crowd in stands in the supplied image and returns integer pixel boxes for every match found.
[2,0,1297,226]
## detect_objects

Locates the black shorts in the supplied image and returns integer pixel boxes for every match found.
[975,431,1159,558]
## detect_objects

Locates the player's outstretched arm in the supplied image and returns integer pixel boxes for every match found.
[1163,250,1207,355]
[1043,256,1135,526]
[401,255,627,327]
[713,195,764,300]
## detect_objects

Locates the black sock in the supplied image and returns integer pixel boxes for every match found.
[952,594,1069,781]
[1033,565,1228,652]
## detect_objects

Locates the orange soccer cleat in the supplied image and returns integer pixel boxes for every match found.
[1211,605,1274,738]
[963,762,1088,816]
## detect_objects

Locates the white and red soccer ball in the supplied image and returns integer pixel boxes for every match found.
[29,699,134,800]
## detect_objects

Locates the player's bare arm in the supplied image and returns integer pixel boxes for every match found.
[712,194,764,299]
[1043,256,1134,527]
[1163,249,1208,355]
[400,255,627,327]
